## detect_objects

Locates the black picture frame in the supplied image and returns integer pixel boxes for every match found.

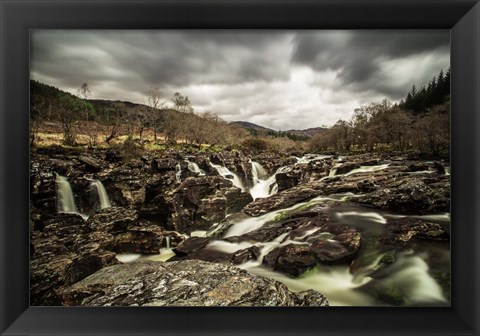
[1,0,479,335]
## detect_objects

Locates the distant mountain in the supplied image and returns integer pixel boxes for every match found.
[231,120,327,139]
[285,127,328,139]
[230,121,277,133]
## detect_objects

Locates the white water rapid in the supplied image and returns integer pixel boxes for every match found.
[209,162,245,191]
[249,162,292,200]
[187,160,206,176]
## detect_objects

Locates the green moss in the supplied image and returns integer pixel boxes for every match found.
[145,143,166,151]
[272,200,320,222]
[298,265,320,278]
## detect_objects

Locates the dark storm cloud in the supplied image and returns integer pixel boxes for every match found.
[31,30,290,91]
[30,30,450,129]
[292,30,450,98]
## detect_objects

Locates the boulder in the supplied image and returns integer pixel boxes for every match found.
[355,178,450,213]
[262,222,361,276]
[166,176,251,233]
[173,237,211,257]
[266,244,317,277]
[78,155,104,172]
[335,162,360,175]
[380,218,449,248]
[58,260,329,306]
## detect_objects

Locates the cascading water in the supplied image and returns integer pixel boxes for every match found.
[295,154,332,164]
[249,162,291,200]
[55,174,78,214]
[344,164,390,176]
[186,160,205,176]
[175,163,182,183]
[209,162,245,191]
[90,179,111,209]
[112,155,450,306]
[210,193,450,306]
[251,161,268,183]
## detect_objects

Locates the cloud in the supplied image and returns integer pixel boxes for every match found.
[30,30,450,130]
[292,30,450,98]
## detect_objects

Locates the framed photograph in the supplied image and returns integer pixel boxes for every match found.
[1,0,479,335]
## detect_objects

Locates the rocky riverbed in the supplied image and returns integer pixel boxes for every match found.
[30,146,450,306]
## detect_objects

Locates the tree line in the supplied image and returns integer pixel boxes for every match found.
[309,68,450,158]
[29,80,296,151]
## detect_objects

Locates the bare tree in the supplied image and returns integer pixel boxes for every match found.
[104,103,123,144]
[172,92,193,113]
[78,83,97,147]
[146,87,164,142]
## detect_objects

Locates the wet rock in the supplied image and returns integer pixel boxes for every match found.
[434,161,446,175]
[43,213,89,237]
[262,222,361,276]
[30,249,119,306]
[32,234,71,258]
[59,260,329,306]
[72,231,115,253]
[105,164,154,206]
[63,251,118,285]
[139,194,171,227]
[355,176,449,213]
[231,246,261,264]
[275,172,300,191]
[380,218,449,248]
[223,187,254,213]
[173,237,211,257]
[407,162,430,172]
[166,176,251,233]
[86,207,138,233]
[30,253,77,305]
[311,239,357,265]
[335,162,360,175]
[266,244,317,277]
[113,225,164,254]
[78,155,103,172]
[151,158,177,172]
[227,214,330,244]
[243,185,322,217]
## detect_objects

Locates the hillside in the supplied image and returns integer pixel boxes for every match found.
[285,127,328,139]
[230,121,326,140]
[229,121,276,133]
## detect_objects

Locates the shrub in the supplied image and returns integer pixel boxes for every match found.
[111,137,145,163]
[240,138,269,153]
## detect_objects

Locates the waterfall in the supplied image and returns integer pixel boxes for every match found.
[251,161,268,184]
[175,163,182,183]
[187,160,205,176]
[165,236,171,249]
[90,180,111,209]
[209,162,245,191]
[55,174,78,214]
[249,163,290,200]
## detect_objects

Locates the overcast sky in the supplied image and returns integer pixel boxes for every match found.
[30,30,449,130]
